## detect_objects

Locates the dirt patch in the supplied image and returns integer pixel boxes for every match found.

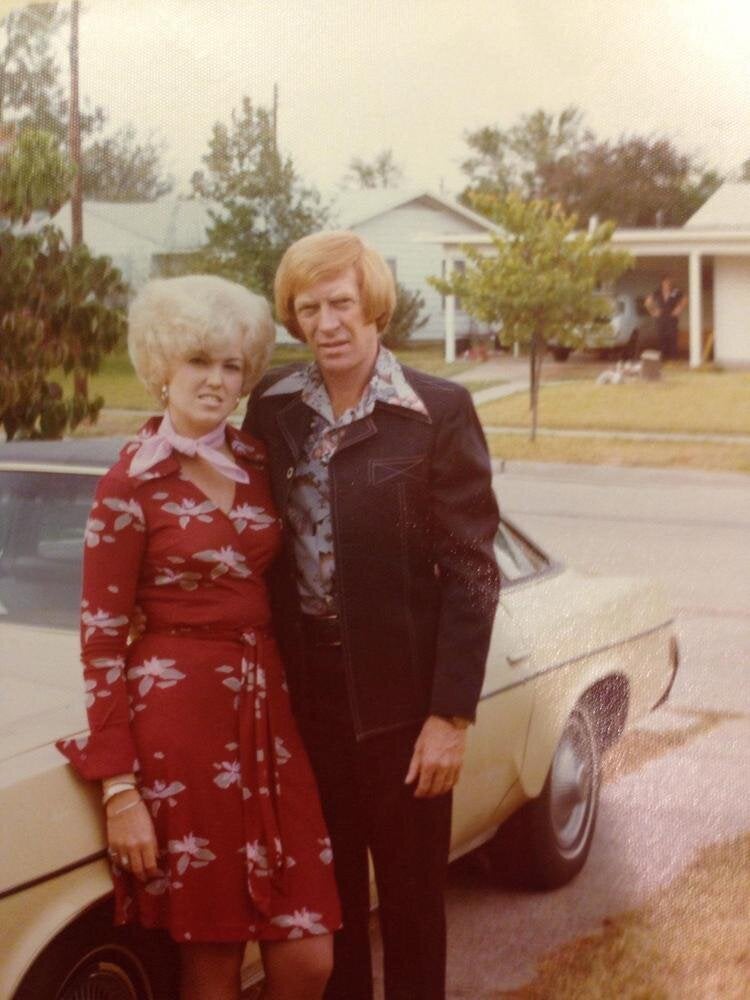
[500,832,750,999]
[603,707,745,784]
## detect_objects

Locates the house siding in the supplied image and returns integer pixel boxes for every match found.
[714,257,750,363]
[352,198,493,343]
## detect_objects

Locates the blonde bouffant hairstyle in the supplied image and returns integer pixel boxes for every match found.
[274,230,396,342]
[128,274,275,404]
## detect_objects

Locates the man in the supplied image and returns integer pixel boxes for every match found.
[645,274,687,360]
[245,231,500,1000]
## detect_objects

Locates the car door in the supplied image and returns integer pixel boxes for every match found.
[451,520,552,851]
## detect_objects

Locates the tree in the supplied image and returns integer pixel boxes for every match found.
[191,96,329,300]
[0,125,73,221]
[0,3,170,202]
[381,282,428,349]
[0,127,126,439]
[80,124,173,201]
[343,148,403,190]
[431,192,632,440]
[461,107,722,227]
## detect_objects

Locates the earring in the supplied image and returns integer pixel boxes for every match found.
[160,384,169,404]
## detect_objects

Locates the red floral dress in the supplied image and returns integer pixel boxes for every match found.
[57,418,341,943]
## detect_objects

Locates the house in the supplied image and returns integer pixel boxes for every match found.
[428,182,750,367]
[43,190,499,346]
[332,189,500,342]
[44,198,216,289]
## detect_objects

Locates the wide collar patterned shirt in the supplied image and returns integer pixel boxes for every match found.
[270,346,429,616]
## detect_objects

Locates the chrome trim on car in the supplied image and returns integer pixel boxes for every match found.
[0,463,106,475]
[480,618,676,701]
[0,850,108,902]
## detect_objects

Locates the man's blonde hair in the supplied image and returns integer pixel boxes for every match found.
[128,274,275,404]
[274,231,396,341]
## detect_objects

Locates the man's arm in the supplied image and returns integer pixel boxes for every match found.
[406,386,500,797]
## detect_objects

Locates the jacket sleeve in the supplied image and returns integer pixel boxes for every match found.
[428,387,500,721]
[56,469,146,780]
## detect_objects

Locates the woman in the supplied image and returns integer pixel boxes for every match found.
[57,275,339,1000]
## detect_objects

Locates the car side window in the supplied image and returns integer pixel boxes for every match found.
[0,471,97,628]
[494,521,549,585]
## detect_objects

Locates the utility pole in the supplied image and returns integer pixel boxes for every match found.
[69,0,87,403]
[272,82,278,153]
[69,0,82,247]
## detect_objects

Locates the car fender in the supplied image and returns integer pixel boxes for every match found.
[0,859,112,999]
[518,652,628,799]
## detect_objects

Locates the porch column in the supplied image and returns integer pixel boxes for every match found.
[689,251,702,368]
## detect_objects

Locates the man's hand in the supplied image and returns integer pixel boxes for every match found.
[404,715,468,798]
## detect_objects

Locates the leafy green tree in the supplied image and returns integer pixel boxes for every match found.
[0,128,126,440]
[431,192,632,440]
[0,126,73,220]
[343,149,403,190]
[462,107,722,227]
[191,96,329,300]
[382,282,428,349]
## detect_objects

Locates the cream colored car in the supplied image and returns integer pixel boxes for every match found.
[0,442,678,999]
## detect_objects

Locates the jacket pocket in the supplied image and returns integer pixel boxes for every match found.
[368,454,427,486]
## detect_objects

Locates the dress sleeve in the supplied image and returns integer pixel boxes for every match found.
[428,386,501,722]
[56,468,147,780]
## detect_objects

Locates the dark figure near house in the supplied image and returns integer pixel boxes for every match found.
[645,275,687,359]
[245,230,500,1000]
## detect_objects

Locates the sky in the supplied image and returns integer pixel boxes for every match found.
[7,0,750,201]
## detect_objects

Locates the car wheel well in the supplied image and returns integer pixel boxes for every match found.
[580,673,630,750]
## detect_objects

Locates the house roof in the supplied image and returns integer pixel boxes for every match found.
[46,197,217,254]
[684,182,750,229]
[332,188,499,233]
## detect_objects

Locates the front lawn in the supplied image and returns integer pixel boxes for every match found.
[477,369,750,436]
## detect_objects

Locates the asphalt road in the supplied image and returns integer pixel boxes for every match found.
[373,461,750,998]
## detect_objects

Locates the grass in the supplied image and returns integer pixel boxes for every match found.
[59,342,476,417]
[477,369,750,436]
[506,832,750,999]
[487,433,750,475]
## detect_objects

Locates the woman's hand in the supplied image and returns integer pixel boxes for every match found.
[105,789,160,882]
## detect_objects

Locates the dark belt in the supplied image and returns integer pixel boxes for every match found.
[301,613,342,647]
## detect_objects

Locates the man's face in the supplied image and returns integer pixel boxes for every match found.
[293,267,379,385]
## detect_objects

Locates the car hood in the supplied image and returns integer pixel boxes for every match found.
[0,624,87,762]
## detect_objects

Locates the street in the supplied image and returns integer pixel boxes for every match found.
[375,461,750,997]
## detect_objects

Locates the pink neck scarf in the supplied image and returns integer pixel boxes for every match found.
[128,412,249,483]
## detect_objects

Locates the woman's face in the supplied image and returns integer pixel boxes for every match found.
[166,330,245,438]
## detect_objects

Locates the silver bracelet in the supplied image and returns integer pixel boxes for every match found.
[108,795,142,818]
[102,781,137,806]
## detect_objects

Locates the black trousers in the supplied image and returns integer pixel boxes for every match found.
[297,644,452,1000]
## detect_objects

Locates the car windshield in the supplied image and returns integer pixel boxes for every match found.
[0,470,98,629]
[494,520,549,584]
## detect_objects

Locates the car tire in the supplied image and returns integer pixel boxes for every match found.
[551,346,571,362]
[13,900,180,1000]
[489,702,601,890]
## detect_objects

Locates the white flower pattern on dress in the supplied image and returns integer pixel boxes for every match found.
[141,779,187,816]
[270,909,329,938]
[127,657,186,697]
[84,516,114,548]
[101,496,146,532]
[161,498,216,530]
[229,503,277,534]
[168,833,216,875]
[154,566,202,590]
[193,546,252,579]
[213,759,242,789]
[90,655,125,684]
[82,608,129,641]
[318,837,333,865]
